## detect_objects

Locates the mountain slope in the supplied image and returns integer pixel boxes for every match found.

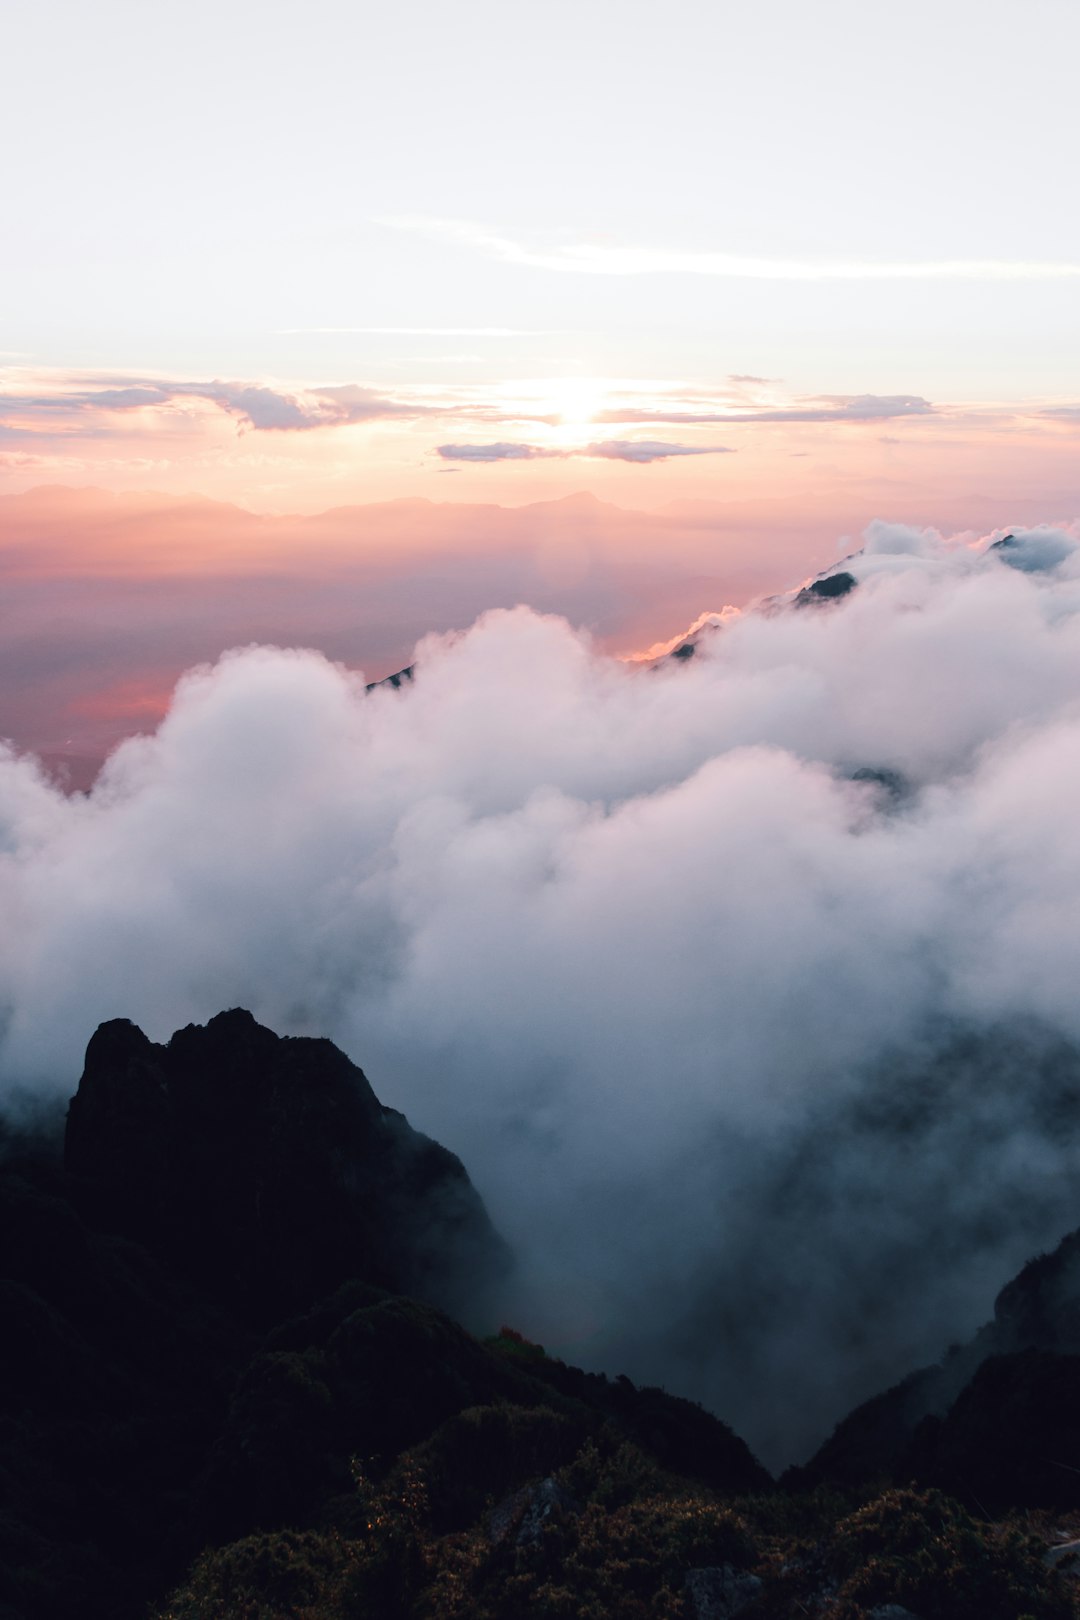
[0,1011,767,1620]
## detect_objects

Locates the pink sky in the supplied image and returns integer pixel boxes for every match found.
[3,367,1080,512]
[3,366,1080,794]
[4,0,1079,792]
[4,440,1079,788]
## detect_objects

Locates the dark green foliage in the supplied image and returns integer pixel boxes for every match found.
[263,1279,393,1353]
[157,1474,1080,1620]
[154,1529,359,1620]
[325,1296,539,1457]
[484,1325,548,1361]
[201,1298,568,1545]
[202,1352,339,1537]
[822,1488,1072,1620]
[418,1447,757,1620]
[487,1335,771,1495]
[514,1494,754,1620]
[389,1404,589,1533]
[559,1434,666,1510]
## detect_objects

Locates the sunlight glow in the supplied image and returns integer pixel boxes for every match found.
[552,377,607,429]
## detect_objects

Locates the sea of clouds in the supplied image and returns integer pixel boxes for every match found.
[4,519,1080,1465]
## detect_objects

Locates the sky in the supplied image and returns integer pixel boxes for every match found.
[3,0,1080,512]
[3,0,1080,774]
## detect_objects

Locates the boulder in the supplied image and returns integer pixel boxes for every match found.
[684,1564,763,1619]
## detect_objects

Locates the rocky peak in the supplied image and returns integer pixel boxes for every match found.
[64,1009,510,1325]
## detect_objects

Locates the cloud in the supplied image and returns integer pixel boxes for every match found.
[0,375,949,452]
[436,441,562,462]
[277,327,563,337]
[8,526,1080,1470]
[0,483,854,789]
[305,382,435,426]
[988,526,1079,573]
[810,394,935,421]
[209,384,319,430]
[583,439,734,463]
[594,395,934,426]
[0,377,430,433]
[380,216,1080,281]
[436,439,734,464]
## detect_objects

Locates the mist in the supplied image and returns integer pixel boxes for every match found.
[4,517,1080,1466]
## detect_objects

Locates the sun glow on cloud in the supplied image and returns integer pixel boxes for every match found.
[552,377,607,429]
[3,363,1080,514]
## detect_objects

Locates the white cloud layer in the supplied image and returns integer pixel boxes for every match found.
[5,521,1080,1463]
[381,216,1080,281]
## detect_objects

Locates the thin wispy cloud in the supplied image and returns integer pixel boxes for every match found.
[277,326,564,337]
[381,216,1080,282]
[594,395,935,426]
[436,442,559,462]
[587,439,734,463]
[0,372,1032,466]
[0,377,435,433]
[436,439,734,464]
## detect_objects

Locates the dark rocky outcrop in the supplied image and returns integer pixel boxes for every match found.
[794,568,858,606]
[850,765,908,803]
[1,1012,773,1620]
[0,1011,512,1619]
[989,531,1076,574]
[684,1563,763,1619]
[65,1008,509,1324]
[803,1216,1080,1505]
[366,663,416,692]
[8,1005,1080,1619]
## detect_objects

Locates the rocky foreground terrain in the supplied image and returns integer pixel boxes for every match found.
[5,1011,1080,1619]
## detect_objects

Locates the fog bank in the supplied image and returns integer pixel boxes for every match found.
[4,518,1080,1463]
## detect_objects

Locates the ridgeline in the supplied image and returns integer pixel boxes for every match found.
[3,1012,1080,1620]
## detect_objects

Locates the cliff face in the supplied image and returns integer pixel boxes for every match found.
[1,1011,771,1620]
[64,1008,510,1325]
[803,1219,1080,1505]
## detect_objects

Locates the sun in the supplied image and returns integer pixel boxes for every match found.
[551,377,607,430]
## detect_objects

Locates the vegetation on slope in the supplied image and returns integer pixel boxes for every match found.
[5,1009,1080,1620]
